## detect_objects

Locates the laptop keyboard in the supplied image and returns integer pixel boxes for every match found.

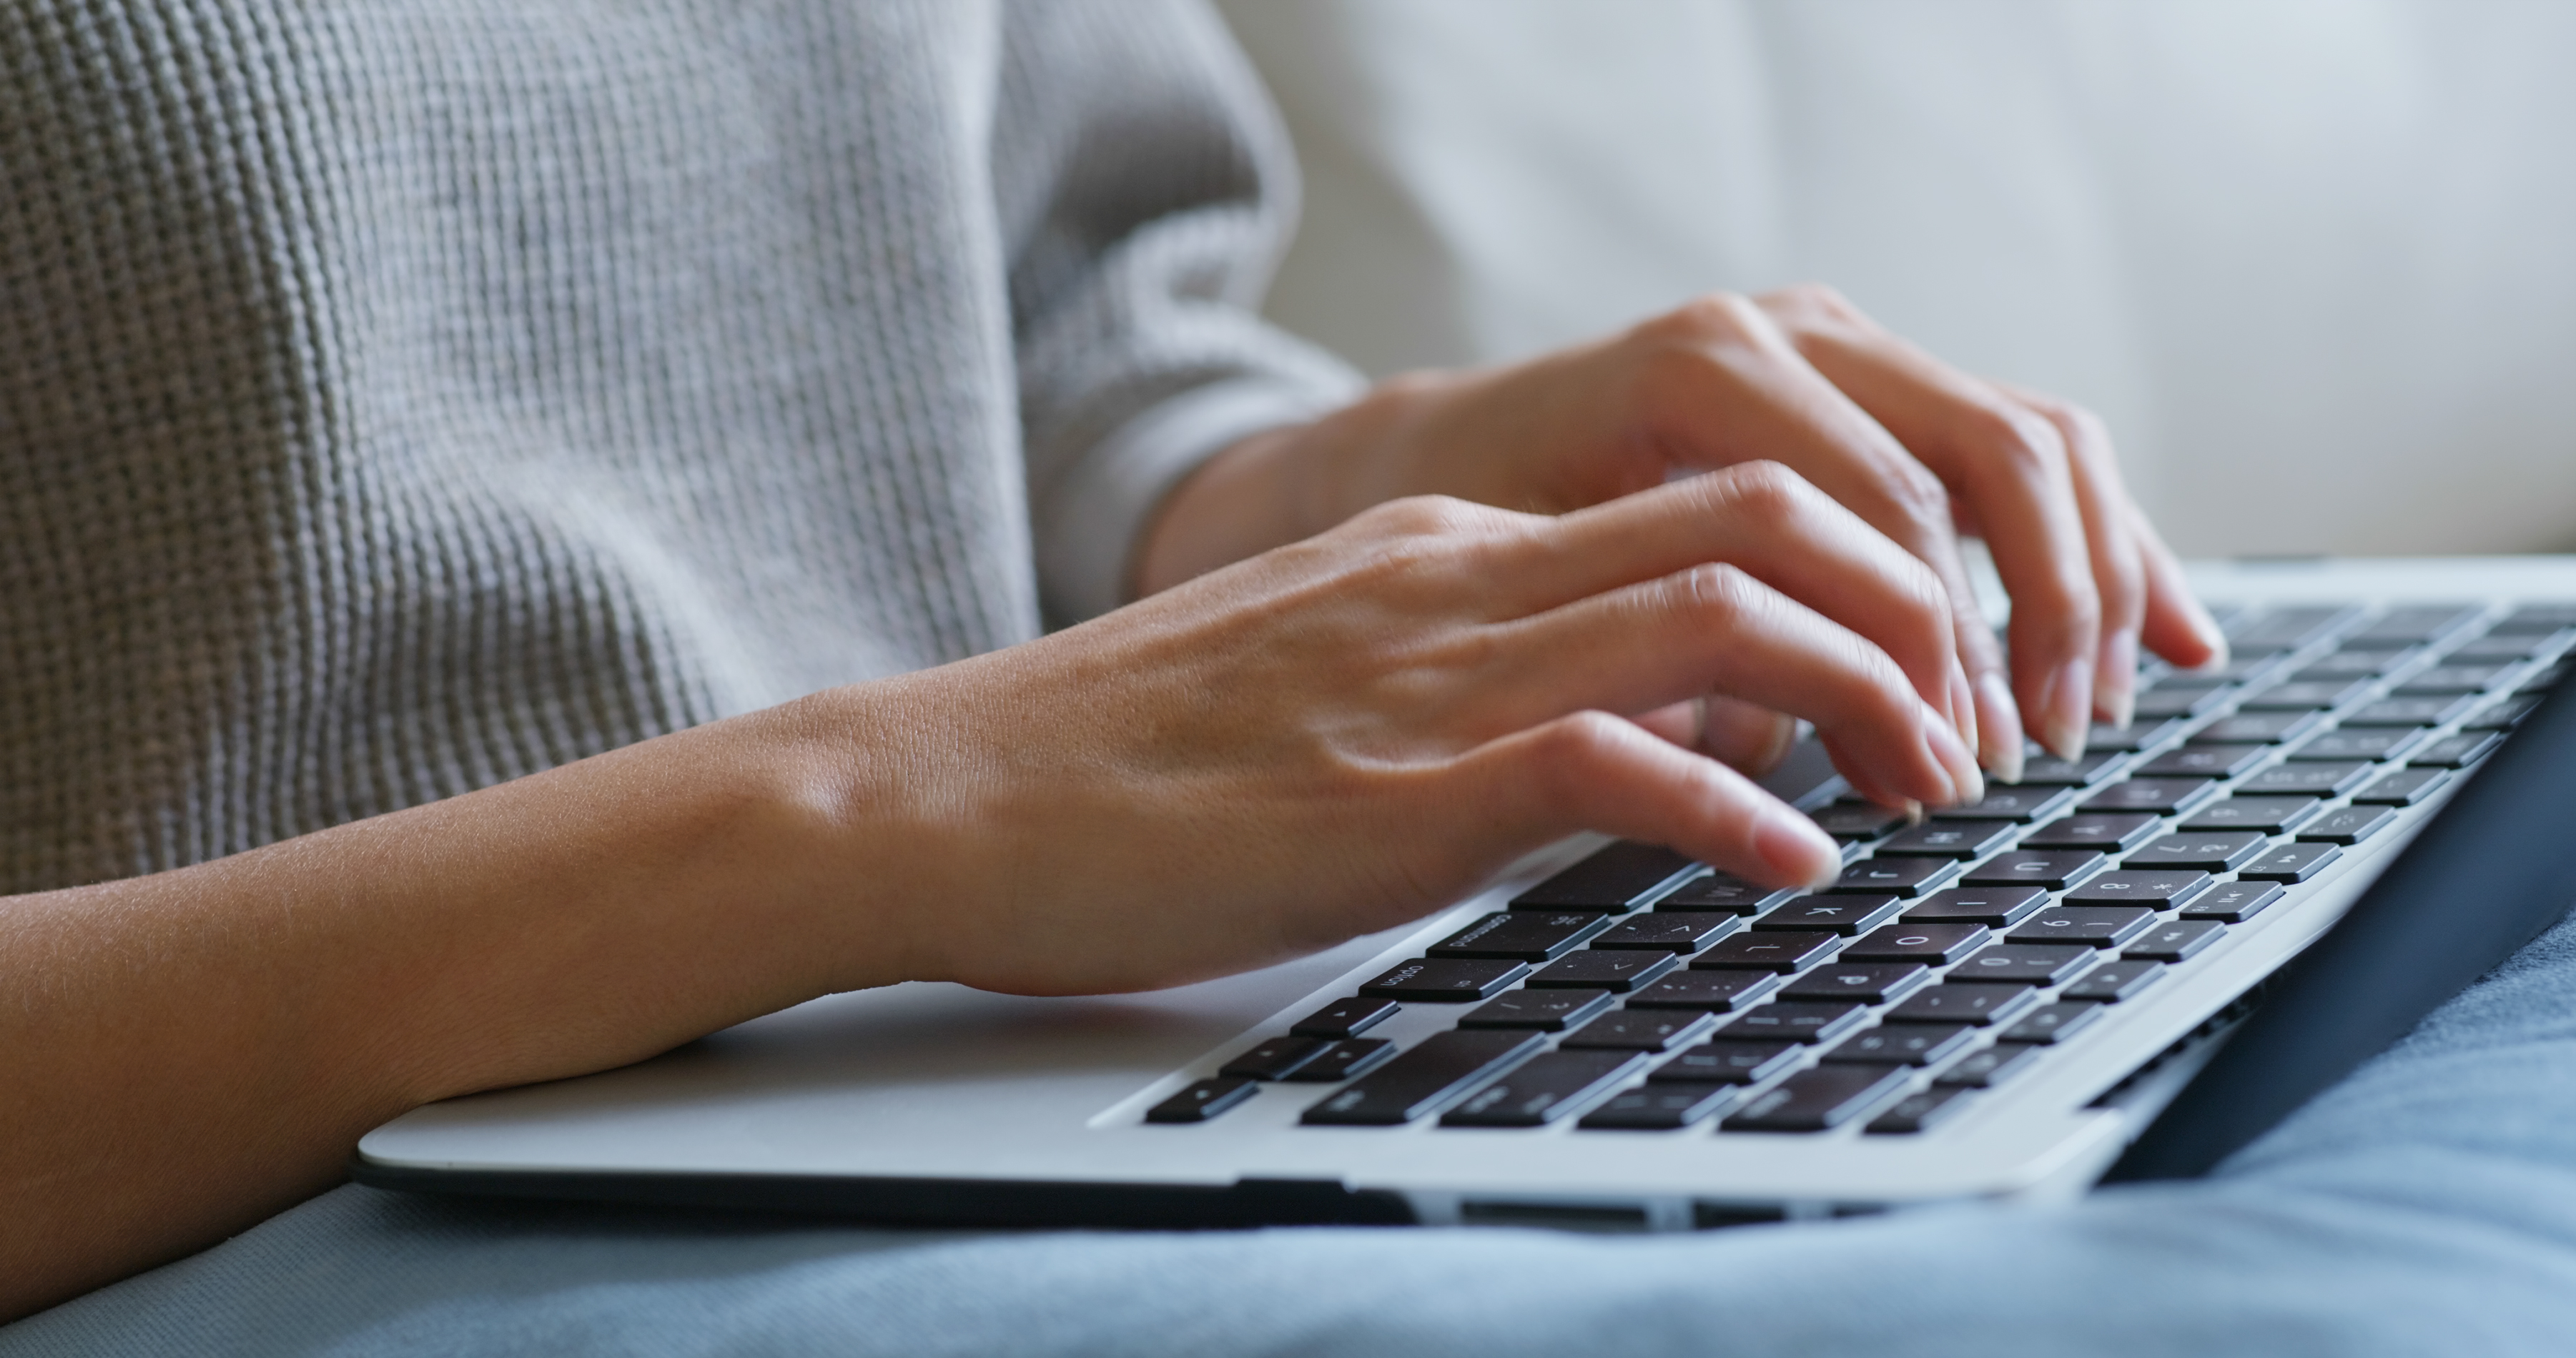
[1145,601,2576,1135]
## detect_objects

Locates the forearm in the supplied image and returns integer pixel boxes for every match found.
[0,698,914,1319]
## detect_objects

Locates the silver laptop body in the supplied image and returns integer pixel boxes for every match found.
[355,555,2576,1230]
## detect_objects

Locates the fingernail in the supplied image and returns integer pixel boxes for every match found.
[1925,703,1984,808]
[2096,630,2138,730]
[1948,667,1980,755]
[2040,655,2093,763]
[1975,670,2025,784]
[2191,606,2233,671]
[1898,798,1926,827]
[1756,807,1842,888]
[1915,704,1963,808]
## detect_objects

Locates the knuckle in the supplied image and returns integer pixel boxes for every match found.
[1758,280,1857,322]
[1968,405,2069,478]
[1879,461,1953,537]
[1714,458,1809,515]
[1363,493,1486,539]
[1639,291,1763,349]
[1669,560,1760,624]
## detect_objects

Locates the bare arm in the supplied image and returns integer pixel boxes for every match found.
[1,465,1975,1320]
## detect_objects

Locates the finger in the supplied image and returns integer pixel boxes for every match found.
[2001,387,2146,728]
[1614,297,2010,773]
[1759,289,2101,763]
[1506,463,1970,735]
[1464,710,1840,888]
[2130,505,2228,669]
[1634,694,1799,775]
[1474,560,1981,808]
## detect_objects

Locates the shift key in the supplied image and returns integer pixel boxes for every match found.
[1301,1031,1546,1126]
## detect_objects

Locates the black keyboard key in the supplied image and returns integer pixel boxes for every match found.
[1441,1050,1645,1127]
[1998,1001,2106,1046]
[2289,727,2427,762]
[1512,842,1696,911]
[2491,603,2576,635]
[2412,731,2502,768]
[1782,961,1931,1003]
[1692,931,1839,973]
[2179,881,2284,922]
[1624,970,1781,1013]
[1457,988,1617,1031]
[2296,649,2400,678]
[1592,914,1743,953]
[2024,811,2163,851]
[1526,949,1679,992]
[1562,1008,1718,1052]
[2345,695,2478,728]
[1932,786,2076,822]
[1826,1023,1977,1066]
[2394,663,2511,696]
[1904,886,2050,926]
[1723,1064,1913,1131]
[2298,805,2397,845]
[2009,904,2156,948]
[1953,943,2094,985]
[1223,1036,1331,1081]
[2017,750,2125,785]
[2060,959,2166,1002]
[2517,660,2571,695]
[1842,922,1991,964]
[2239,841,2341,883]
[2181,796,2321,833]
[1885,981,2039,1026]
[2349,765,2449,806]
[1716,1000,1870,1044]
[1753,894,1905,936]
[1867,1086,1978,1134]
[2083,778,2219,816]
[1826,856,1960,897]
[1810,803,1908,842]
[1650,1040,1802,1084]
[1578,1080,1738,1131]
[2123,918,2227,962]
[1655,871,1798,915]
[1962,848,2107,890]
[1302,1031,1544,1124]
[1147,1076,1259,1124]
[1935,1043,2046,1088]
[2239,760,2374,797]
[2123,831,2267,871]
[2193,711,2325,745]
[1430,911,1612,961]
[2139,744,2269,779]
[2447,634,2555,662]
[1360,958,1531,1002]
[2348,604,2481,648]
[2241,678,2372,710]
[2064,870,2212,908]
[2085,719,2183,753]
[2133,685,2228,720]
[1282,1037,1397,1082]
[1879,820,2016,860]
[2228,605,2354,653]
[1290,996,1399,1039]
[2464,694,2544,730]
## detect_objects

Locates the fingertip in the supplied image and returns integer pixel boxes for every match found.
[1757,806,1842,888]
[2095,629,2138,729]
[1973,670,2025,780]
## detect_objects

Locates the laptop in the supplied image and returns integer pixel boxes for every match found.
[354,555,2576,1230]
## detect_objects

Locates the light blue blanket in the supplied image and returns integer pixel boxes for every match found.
[16,908,2576,1357]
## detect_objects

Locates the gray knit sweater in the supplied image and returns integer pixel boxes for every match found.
[0,0,1361,891]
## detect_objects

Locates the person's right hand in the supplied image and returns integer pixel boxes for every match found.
[825,462,1980,998]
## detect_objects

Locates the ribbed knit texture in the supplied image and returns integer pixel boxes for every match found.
[0,0,1361,892]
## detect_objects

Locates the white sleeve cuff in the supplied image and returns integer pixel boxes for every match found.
[1034,378,1348,625]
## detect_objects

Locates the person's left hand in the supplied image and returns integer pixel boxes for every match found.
[1141,285,2227,787]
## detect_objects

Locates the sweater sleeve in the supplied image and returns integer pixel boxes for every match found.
[992,0,1366,626]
